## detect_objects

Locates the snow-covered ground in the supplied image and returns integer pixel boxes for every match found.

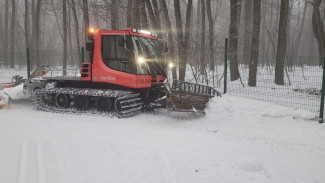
[0,96,325,183]
[1,67,325,182]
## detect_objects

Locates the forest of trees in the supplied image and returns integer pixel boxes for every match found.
[0,0,324,86]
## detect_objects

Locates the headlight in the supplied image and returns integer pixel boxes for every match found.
[138,56,145,64]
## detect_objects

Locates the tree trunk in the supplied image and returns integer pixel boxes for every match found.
[71,0,81,65]
[4,0,9,66]
[127,0,132,27]
[151,0,162,37]
[0,13,4,63]
[292,1,307,56]
[145,0,157,31]
[179,0,193,81]
[67,1,75,65]
[175,0,193,81]
[83,0,89,42]
[34,0,41,66]
[160,0,177,80]
[83,0,89,62]
[174,0,183,80]
[133,0,141,28]
[24,0,30,49]
[200,0,206,76]
[9,0,16,68]
[229,0,241,81]
[275,0,289,85]
[243,0,253,65]
[63,0,68,76]
[195,0,201,68]
[140,0,148,29]
[111,0,118,30]
[248,0,261,87]
[206,0,214,71]
[312,0,325,66]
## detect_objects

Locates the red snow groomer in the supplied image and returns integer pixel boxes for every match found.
[24,28,220,117]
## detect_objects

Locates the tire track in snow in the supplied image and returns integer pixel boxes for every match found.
[16,139,27,183]
[159,152,177,183]
[36,141,46,183]
[16,139,47,183]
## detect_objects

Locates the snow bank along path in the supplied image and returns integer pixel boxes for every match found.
[0,96,324,183]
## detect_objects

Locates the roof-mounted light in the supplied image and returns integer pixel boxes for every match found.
[132,28,137,33]
[89,27,95,34]
[139,30,151,35]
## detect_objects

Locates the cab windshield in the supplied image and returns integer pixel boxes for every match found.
[101,35,166,76]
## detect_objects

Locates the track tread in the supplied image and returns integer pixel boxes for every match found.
[30,87,142,118]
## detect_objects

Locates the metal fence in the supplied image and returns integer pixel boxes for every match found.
[216,39,325,123]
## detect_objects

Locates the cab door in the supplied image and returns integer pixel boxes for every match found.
[92,30,144,88]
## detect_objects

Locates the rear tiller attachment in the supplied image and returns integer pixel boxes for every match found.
[166,80,221,113]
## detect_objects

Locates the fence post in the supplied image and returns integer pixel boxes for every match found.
[81,47,85,64]
[224,38,228,94]
[26,48,31,79]
[319,58,325,123]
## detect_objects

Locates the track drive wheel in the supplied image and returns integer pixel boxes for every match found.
[73,95,90,110]
[42,93,55,106]
[96,97,113,112]
[55,93,70,108]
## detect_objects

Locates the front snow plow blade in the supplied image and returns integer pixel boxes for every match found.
[166,80,221,113]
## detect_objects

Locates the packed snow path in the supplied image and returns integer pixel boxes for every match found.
[0,96,324,183]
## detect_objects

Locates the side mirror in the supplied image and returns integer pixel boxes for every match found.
[118,35,125,47]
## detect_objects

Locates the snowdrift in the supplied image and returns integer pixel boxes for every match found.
[0,90,9,108]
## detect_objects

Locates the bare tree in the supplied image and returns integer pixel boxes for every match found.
[140,0,148,29]
[292,1,307,56]
[24,0,30,49]
[242,0,253,65]
[160,0,177,80]
[127,0,132,27]
[179,0,193,81]
[71,0,81,64]
[110,0,118,30]
[229,0,241,81]
[4,0,9,66]
[206,0,214,71]
[312,0,325,66]
[63,0,68,76]
[200,0,206,77]
[151,0,162,37]
[133,0,141,28]
[9,0,16,68]
[275,0,289,85]
[67,1,75,64]
[174,0,183,79]
[145,0,157,31]
[83,0,89,42]
[34,0,41,66]
[0,13,3,62]
[248,0,261,87]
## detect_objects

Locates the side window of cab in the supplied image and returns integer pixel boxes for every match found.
[101,35,130,73]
